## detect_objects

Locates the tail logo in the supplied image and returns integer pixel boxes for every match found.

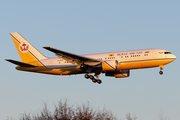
[19,43,29,53]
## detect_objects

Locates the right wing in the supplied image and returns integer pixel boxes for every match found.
[43,47,101,66]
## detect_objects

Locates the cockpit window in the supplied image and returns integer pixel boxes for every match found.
[164,52,172,54]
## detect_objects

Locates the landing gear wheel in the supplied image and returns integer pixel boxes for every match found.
[97,79,102,84]
[159,71,163,75]
[84,73,102,84]
[92,78,97,83]
[90,75,94,80]
[84,74,90,79]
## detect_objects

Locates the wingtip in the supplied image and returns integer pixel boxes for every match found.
[5,59,15,62]
[5,59,10,61]
[43,46,50,49]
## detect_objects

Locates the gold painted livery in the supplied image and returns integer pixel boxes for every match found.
[6,32,176,84]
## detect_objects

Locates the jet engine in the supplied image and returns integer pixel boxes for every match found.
[105,70,130,78]
[101,60,119,71]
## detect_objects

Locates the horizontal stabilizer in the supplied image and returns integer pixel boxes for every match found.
[5,59,38,67]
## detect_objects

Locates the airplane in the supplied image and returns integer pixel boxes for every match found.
[6,32,176,84]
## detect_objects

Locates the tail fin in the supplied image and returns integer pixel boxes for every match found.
[10,32,47,63]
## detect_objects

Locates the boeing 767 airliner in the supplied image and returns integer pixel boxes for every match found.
[6,32,176,84]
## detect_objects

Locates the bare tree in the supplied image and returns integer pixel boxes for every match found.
[126,113,137,120]
[8,99,118,120]
[53,99,74,120]
[158,111,170,120]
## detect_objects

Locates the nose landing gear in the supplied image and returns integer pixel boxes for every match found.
[159,65,164,75]
[84,73,102,84]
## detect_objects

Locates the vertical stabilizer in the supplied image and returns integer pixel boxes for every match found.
[10,32,47,64]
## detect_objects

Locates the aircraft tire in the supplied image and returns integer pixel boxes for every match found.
[159,71,163,75]
[97,79,102,84]
[85,74,90,79]
[92,78,97,83]
[90,75,94,80]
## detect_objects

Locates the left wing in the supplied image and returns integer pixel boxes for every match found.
[43,47,101,67]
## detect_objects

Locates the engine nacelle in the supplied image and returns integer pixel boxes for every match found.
[105,70,130,78]
[101,60,119,71]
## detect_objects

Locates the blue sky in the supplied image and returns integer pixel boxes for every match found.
[0,0,179,119]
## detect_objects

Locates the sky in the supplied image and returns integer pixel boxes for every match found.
[0,0,179,119]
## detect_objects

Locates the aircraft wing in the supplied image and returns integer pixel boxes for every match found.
[43,47,101,66]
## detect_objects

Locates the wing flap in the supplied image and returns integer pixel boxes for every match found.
[5,59,38,67]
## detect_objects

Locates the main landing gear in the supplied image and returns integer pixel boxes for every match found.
[159,65,164,75]
[84,73,102,84]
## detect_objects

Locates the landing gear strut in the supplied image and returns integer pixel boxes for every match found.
[84,73,102,84]
[94,73,102,84]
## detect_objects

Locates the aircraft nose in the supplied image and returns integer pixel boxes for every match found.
[172,54,176,60]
